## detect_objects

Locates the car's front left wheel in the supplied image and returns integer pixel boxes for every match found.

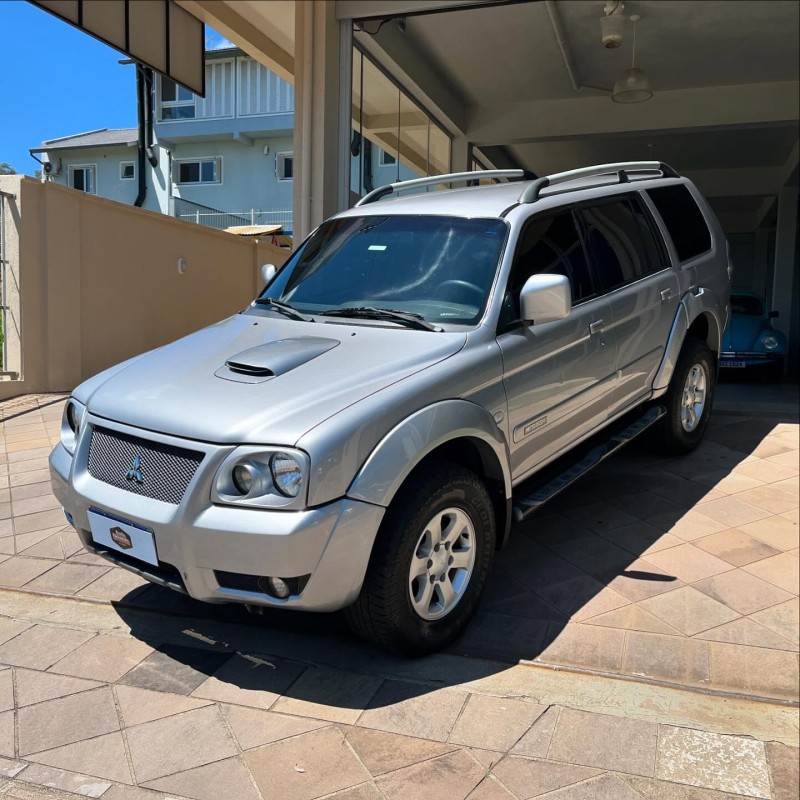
[344,461,495,655]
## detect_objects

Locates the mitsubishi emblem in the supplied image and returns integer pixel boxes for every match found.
[126,455,144,484]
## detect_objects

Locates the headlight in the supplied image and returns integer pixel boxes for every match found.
[60,399,86,455]
[271,453,303,497]
[761,336,779,351]
[213,447,309,508]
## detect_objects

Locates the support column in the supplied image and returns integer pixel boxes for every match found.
[293,1,351,242]
[770,188,798,334]
[450,135,472,174]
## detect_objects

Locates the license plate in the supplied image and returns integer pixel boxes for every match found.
[88,508,158,566]
[721,359,746,368]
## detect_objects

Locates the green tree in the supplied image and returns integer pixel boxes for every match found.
[0,163,16,175]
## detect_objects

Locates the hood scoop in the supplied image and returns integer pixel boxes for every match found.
[216,337,340,384]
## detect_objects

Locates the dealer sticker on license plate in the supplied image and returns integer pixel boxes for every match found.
[721,359,746,368]
[88,508,159,566]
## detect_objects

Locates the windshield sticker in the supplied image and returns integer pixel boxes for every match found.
[368,245,387,251]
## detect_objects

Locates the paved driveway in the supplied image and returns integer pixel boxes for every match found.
[0,390,797,799]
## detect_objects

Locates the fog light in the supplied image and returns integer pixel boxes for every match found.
[232,463,255,495]
[267,576,291,599]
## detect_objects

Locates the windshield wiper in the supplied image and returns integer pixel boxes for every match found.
[253,297,314,322]
[319,307,443,332]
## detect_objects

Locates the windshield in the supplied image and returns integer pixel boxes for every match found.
[730,294,763,316]
[259,215,508,326]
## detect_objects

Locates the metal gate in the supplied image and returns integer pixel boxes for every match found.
[0,188,13,375]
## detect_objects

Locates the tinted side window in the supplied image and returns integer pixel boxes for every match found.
[647,184,712,262]
[579,199,651,292]
[502,210,593,326]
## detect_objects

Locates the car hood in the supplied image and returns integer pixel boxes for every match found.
[86,314,466,445]
[723,315,763,351]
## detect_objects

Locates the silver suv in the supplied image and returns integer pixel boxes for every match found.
[50,162,731,654]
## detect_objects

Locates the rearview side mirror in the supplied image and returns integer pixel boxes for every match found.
[261,263,277,284]
[520,274,571,324]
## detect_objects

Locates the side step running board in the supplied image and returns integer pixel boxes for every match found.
[512,405,666,523]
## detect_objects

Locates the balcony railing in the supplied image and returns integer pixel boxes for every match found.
[178,208,293,234]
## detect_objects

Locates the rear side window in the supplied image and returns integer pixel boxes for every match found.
[578,198,656,293]
[647,184,712,262]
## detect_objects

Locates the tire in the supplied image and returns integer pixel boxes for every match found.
[344,461,496,655]
[649,338,715,455]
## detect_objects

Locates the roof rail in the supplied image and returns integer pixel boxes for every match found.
[519,161,680,204]
[355,169,536,207]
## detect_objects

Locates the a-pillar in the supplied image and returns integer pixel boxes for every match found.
[770,186,798,376]
[293,1,352,242]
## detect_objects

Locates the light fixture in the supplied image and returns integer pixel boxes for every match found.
[601,1,626,48]
[612,14,653,103]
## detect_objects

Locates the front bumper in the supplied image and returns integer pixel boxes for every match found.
[720,352,783,369]
[49,417,385,612]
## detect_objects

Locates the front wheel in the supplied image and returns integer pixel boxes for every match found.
[650,338,715,454]
[344,462,495,655]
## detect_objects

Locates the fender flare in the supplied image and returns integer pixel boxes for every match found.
[346,399,512,510]
[653,290,723,394]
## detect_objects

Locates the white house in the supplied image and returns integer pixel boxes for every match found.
[31,46,416,236]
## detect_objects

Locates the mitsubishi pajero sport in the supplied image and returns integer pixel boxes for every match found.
[50,161,732,654]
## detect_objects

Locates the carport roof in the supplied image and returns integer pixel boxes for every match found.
[31,128,138,153]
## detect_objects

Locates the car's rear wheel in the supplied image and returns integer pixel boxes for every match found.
[344,461,495,655]
[650,338,715,455]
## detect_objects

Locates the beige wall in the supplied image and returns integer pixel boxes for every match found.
[0,176,289,401]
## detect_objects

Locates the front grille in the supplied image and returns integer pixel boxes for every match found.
[87,425,204,505]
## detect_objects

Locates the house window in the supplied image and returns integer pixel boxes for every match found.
[379,150,397,167]
[120,162,135,180]
[161,76,195,120]
[68,165,96,194]
[174,157,222,185]
[277,152,294,181]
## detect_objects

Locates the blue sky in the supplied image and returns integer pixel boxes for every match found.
[0,1,230,176]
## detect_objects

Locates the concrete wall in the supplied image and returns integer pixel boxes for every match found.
[0,175,288,401]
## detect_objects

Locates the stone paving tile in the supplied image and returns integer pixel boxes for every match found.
[357,680,468,742]
[548,708,658,777]
[117,645,232,696]
[648,510,730,542]
[24,562,110,595]
[656,726,771,798]
[749,598,799,646]
[454,611,551,661]
[11,494,60,518]
[766,742,800,800]
[639,586,740,636]
[623,631,710,687]
[14,668,100,707]
[622,774,764,799]
[0,710,13,758]
[114,684,212,728]
[695,528,783,567]
[376,749,486,800]
[27,732,134,785]
[449,694,547,752]
[692,470,765,495]
[549,535,635,578]
[542,773,650,800]
[125,705,238,783]
[245,725,371,800]
[49,633,154,682]
[735,485,798,515]
[743,552,800,594]
[143,757,261,800]
[17,533,64,560]
[739,515,800,551]
[0,671,11,713]
[272,667,383,724]
[10,482,57,503]
[14,528,63,553]
[695,497,773,529]
[692,570,793,616]
[76,568,149,600]
[537,622,626,673]
[190,651,305,710]
[0,618,32,646]
[0,557,59,588]
[695,617,797,651]
[12,764,112,798]
[733,459,797,484]
[466,775,517,800]
[345,726,456,777]
[536,574,630,622]
[599,559,684,603]
[221,704,327,751]
[643,544,734,584]
[596,522,685,559]
[708,641,799,699]
[583,604,681,635]
[0,625,94,670]
[17,686,120,756]
[8,469,51,488]
[492,756,600,799]
[13,509,67,535]
[509,706,560,759]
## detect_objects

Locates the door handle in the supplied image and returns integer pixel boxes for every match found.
[660,288,676,302]
[589,319,604,335]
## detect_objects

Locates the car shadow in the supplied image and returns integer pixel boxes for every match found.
[112,408,796,711]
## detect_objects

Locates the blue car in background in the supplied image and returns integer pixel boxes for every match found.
[721,291,786,380]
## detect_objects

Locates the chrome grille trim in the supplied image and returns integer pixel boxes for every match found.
[87,425,204,505]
